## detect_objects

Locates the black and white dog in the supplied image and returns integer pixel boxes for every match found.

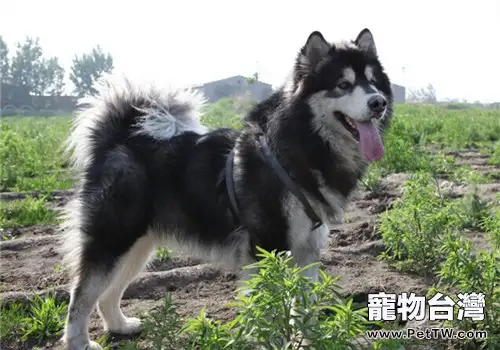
[61,28,393,349]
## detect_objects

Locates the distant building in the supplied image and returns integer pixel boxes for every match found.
[193,75,273,103]
[391,84,406,104]
[1,83,31,109]
[196,75,406,105]
[1,83,77,116]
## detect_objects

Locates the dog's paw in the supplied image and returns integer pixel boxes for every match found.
[63,335,103,350]
[85,341,104,350]
[108,317,142,335]
[241,289,252,297]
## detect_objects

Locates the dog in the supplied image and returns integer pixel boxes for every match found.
[60,28,393,349]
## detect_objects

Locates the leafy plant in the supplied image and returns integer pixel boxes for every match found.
[155,247,171,262]
[0,118,73,192]
[141,293,188,349]
[378,174,500,348]
[0,301,28,340]
[21,293,68,343]
[0,294,68,345]
[378,172,462,274]
[487,141,500,166]
[0,195,58,229]
[360,165,383,192]
[134,248,391,349]
[435,234,500,348]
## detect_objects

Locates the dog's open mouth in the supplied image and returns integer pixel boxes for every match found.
[334,112,360,141]
[334,111,385,162]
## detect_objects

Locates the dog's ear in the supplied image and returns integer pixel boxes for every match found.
[354,28,377,56]
[297,31,331,73]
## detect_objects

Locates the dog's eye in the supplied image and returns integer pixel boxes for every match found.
[370,79,377,85]
[337,81,351,90]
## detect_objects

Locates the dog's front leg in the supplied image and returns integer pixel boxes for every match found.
[293,222,330,303]
[290,223,330,332]
[238,265,260,297]
[287,238,323,347]
[292,244,320,311]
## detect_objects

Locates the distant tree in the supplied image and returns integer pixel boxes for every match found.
[407,84,437,103]
[31,57,66,96]
[245,72,259,85]
[9,36,44,93]
[0,36,9,83]
[42,57,65,96]
[7,36,64,96]
[69,45,114,97]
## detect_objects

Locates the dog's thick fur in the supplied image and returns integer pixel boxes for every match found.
[61,28,393,349]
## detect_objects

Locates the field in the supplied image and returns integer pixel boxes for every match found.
[1,99,499,350]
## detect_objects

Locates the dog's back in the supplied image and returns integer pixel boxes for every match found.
[244,90,285,130]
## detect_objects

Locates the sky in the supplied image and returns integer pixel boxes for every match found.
[1,0,499,103]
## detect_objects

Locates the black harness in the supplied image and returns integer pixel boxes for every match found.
[225,134,323,232]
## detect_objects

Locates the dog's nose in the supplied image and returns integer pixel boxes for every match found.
[368,95,387,114]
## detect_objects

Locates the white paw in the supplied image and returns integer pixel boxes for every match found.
[239,287,255,298]
[108,317,142,335]
[64,336,103,350]
[85,341,104,350]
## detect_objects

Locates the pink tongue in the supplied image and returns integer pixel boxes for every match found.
[354,120,384,162]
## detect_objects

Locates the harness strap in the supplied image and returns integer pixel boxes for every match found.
[257,135,323,231]
[225,136,323,231]
[225,148,242,221]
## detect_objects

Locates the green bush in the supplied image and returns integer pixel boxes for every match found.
[0,195,58,230]
[128,248,393,350]
[488,141,500,166]
[0,293,68,345]
[378,174,500,348]
[378,173,462,274]
[0,118,73,192]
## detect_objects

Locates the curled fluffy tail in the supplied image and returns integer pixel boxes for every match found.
[60,74,207,274]
[65,73,208,172]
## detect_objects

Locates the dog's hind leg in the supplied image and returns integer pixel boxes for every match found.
[64,235,154,350]
[64,257,116,350]
[97,235,155,334]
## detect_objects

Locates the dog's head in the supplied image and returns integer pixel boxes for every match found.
[291,29,393,163]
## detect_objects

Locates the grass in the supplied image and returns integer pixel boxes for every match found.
[0,117,73,192]
[385,104,500,150]
[0,293,68,345]
[1,103,499,193]
[155,247,171,262]
[378,173,497,274]
[0,195,58,231]
[1,102,499,349]
[488,141,500,166]
[378,173,500,348]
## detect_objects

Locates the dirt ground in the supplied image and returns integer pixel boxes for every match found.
[1,149,498,350]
